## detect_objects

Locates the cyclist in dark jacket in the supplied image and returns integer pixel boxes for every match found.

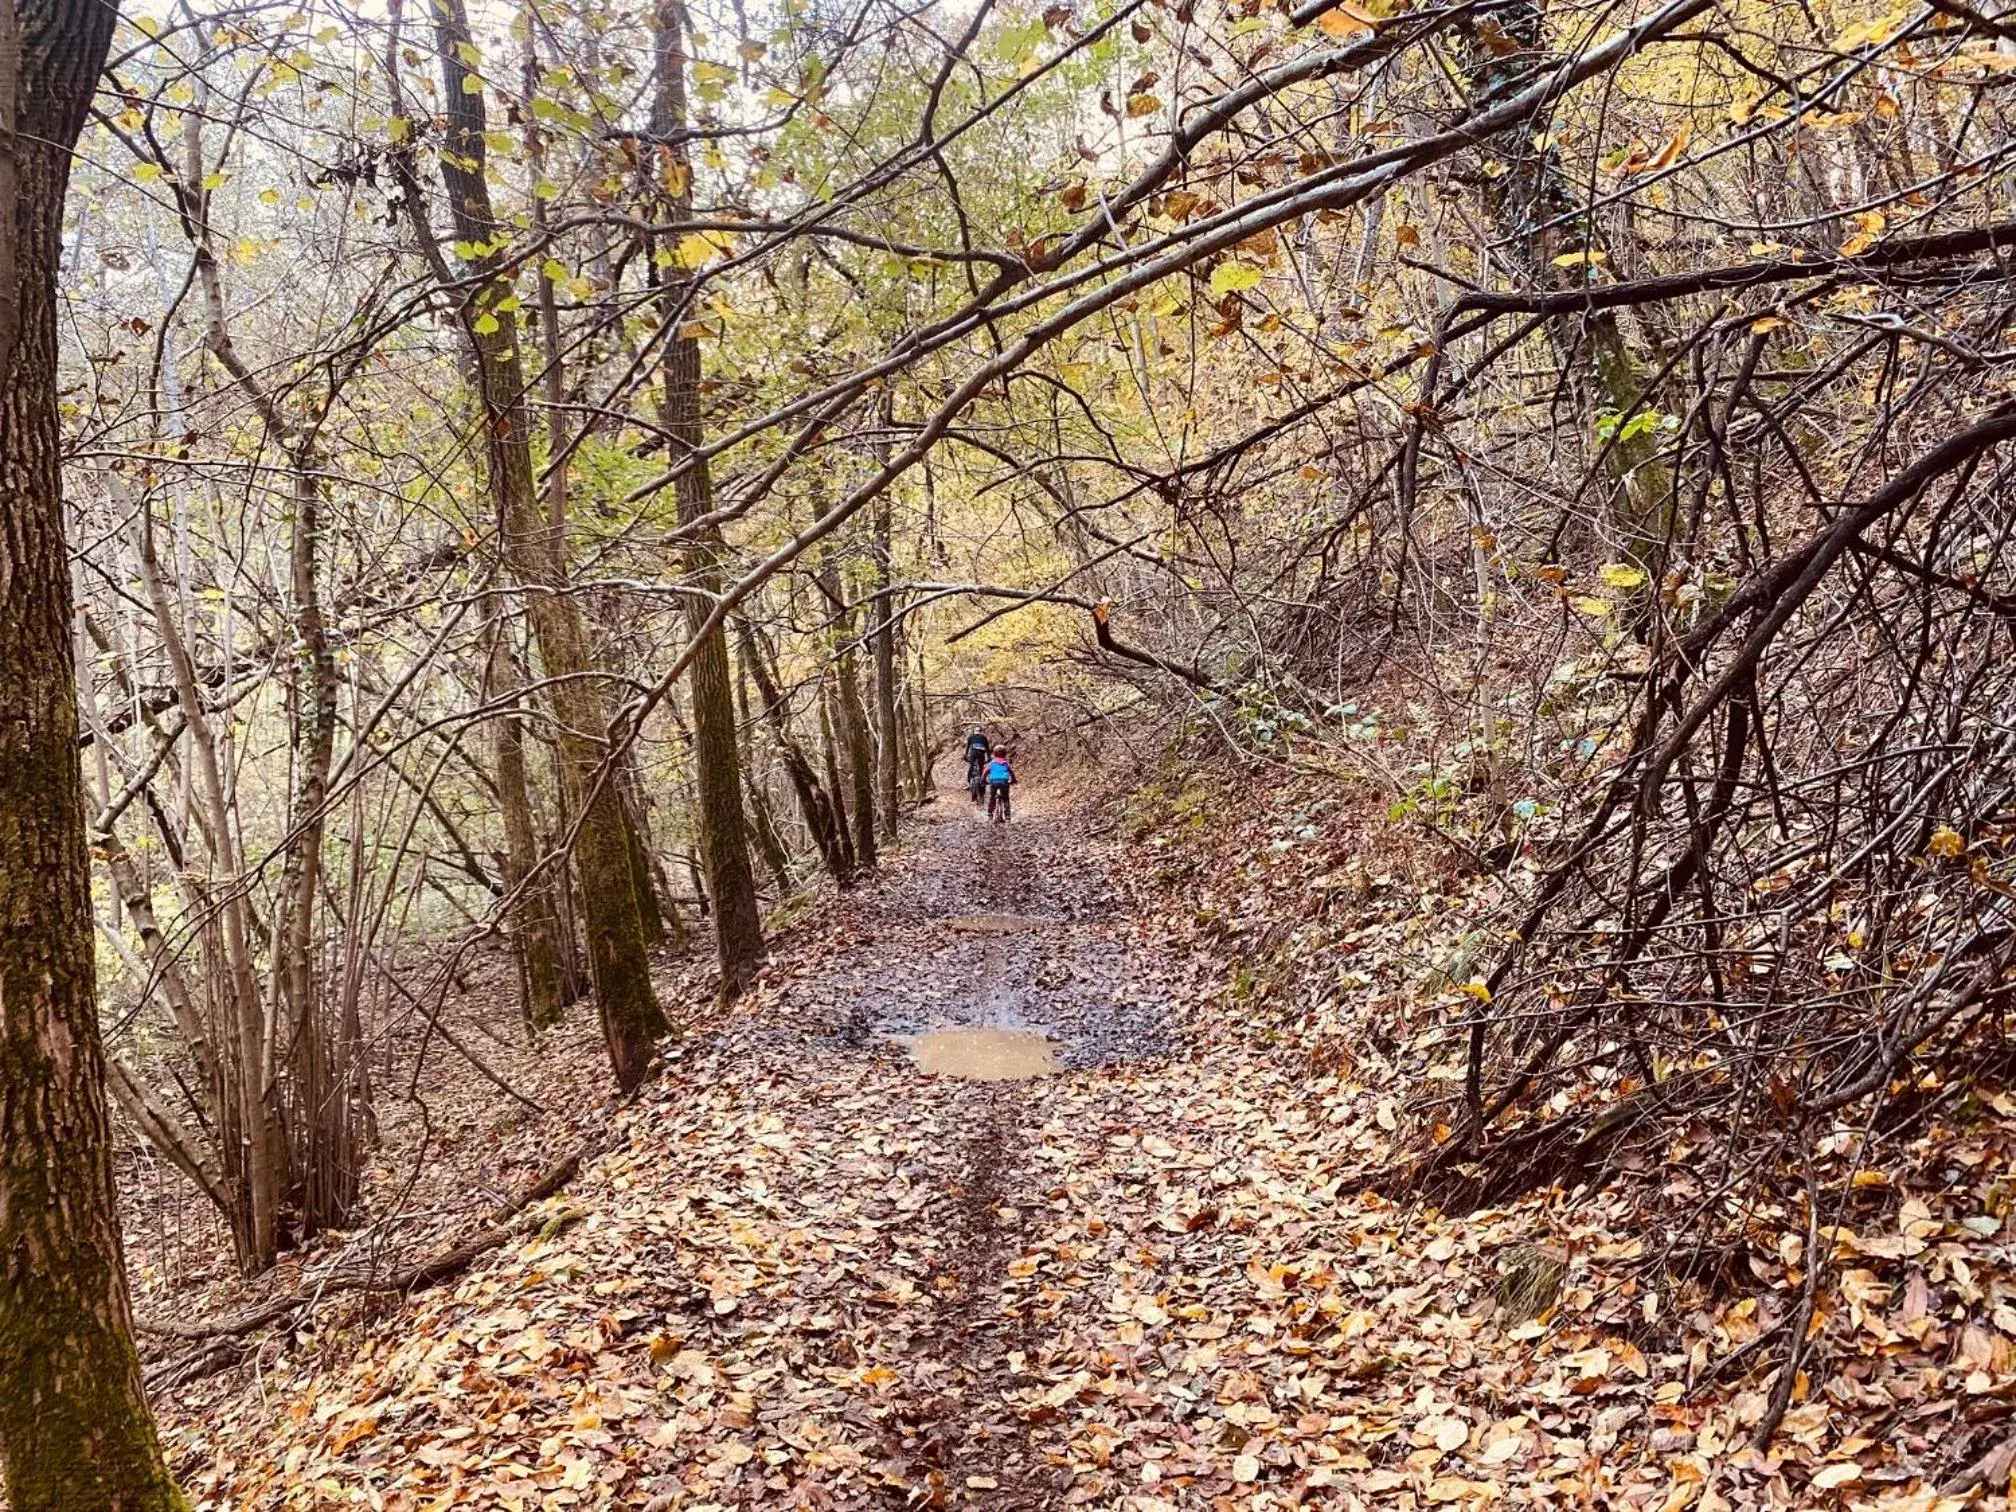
[964,729,991,803]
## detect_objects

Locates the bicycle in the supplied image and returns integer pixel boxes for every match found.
[987,782,1012,823]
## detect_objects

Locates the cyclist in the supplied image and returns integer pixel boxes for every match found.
[964,728,991,804]
[984,748,1016,822]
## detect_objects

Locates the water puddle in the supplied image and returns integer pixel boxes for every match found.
[908,1027,1058,1081]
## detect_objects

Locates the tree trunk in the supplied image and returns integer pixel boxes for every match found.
[818,678,858,876]
[744,768,795,895]
[871,484,902,839]
[740,619,855,886]
[823,555,879,870]
[734,657,796,893]
[907,638,933,800]
[616,757,674,949]
[504,23,588,1030]
[0,0,189,1501]
[652,0,766,996]
[412,0,667,1092]
[273,440,354,1238]
[486,607,571,1032]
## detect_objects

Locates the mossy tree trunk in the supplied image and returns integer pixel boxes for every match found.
[652,0,767,997]
[486,604,573,1034]
[506,19,595,1029]
[0,0,189,1501]
[408,0,668,1091]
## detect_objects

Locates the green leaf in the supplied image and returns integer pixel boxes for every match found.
[472,312,500,335]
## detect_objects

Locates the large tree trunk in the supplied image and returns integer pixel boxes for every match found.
[652,0,766,996]
[485,27,585,1034]
[0,0,188,1502]
[412,0,667,1091]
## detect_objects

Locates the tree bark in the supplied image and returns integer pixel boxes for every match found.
[734,656,796,893]
[740,619,855,886]
[0,0,188,1501]
[652,0,766,995]
[409,0,667,1091]
[486,606,571,1032]
[616,755,674,949]
[870,474,902,839]
[504,19,590,1028]
[823,554,879,870]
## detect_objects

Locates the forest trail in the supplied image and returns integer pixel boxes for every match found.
[672,780,1182,1504]
[164,776,1965,1512]
[170,783,1654,1509]
[177,783,1277,1508]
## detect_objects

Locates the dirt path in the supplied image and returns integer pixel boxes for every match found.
[170,783,1217,1508]
[736,785,1176,1505]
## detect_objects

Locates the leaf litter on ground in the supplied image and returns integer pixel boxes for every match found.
[151,770,2016,1510]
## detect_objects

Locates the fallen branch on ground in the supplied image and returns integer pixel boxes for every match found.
[142,1150,584,1387]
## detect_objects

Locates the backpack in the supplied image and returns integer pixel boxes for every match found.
[986,757,1012,784]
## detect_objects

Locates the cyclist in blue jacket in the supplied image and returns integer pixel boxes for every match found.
[984,749,1016,822]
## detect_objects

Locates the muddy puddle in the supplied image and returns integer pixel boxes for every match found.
[907,1027,1058,1081]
